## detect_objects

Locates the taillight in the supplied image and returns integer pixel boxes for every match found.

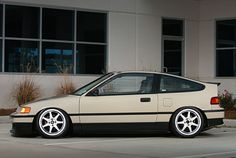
[211,97,220,105]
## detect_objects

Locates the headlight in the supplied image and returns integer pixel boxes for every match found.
[20,107,31,114]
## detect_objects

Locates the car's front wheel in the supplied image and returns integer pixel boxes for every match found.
[36,108,69,138]
[171,107,204,138]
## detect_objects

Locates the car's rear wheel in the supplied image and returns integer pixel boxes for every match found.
[171,108,204,138]
[36,108,69,138]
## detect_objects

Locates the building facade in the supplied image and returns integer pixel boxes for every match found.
[0,0,235,108]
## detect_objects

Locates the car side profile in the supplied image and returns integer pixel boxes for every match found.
[10,71,224,138]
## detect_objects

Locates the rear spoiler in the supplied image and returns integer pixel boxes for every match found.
[205,82,221,86]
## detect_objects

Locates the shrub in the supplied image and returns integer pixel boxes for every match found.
[219,90,236,110]
[0,108,16,116]
[11,77,41,106]
[56,76,76,96]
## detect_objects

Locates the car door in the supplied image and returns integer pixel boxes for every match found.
[79,73,158,123]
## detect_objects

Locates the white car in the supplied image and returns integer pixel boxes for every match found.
[10,71,224,138]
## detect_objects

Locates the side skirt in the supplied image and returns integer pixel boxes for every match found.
[72,122,170,135]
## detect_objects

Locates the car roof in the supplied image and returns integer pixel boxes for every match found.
[112,71,204,84]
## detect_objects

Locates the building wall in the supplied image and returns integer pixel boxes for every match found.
[198,0,236,94]
[1,0,200,108]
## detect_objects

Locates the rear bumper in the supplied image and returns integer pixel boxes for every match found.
[207,118,224,127]
[10,123,34,137]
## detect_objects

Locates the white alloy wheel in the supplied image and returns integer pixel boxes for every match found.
[172,108,204,138]
[37,109,69,138]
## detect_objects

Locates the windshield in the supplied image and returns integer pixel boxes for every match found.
[72,73,114,96]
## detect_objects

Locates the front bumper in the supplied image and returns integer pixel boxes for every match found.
[11,123,35,137]
[10,114,35,137]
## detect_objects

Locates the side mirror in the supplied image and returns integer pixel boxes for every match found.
[88,89,99,96]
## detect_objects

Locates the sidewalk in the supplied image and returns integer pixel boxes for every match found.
[0,116,11,124]
[222,119,236,128]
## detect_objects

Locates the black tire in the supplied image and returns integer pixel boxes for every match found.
[171,107,204,138]
[36,108,70,138]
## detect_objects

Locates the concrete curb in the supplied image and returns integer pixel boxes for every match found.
[222,119,236,128]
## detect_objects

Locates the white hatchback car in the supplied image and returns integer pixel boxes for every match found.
[11,71,224,138]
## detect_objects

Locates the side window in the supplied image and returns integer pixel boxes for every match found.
[96,74,154,95]
[159,75,204,93]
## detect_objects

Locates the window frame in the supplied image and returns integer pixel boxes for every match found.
[161,17,185,76]
[0,2,108,75]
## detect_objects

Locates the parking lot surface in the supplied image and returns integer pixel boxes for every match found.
[1,123,236,158]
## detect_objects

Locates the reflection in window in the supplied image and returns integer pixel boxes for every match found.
[77,11,106,42]
[43,8,74,41]
[42,42,73,73]
[162,19,183,36]
[5,5,39,38]
[216,20,236,77]
[98,74,154,95]
[5,40,39,72]
[76,44,105,74]
[159,75,204,92]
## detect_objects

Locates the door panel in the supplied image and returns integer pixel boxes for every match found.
[80,94,158,123]
[79,73,158,123]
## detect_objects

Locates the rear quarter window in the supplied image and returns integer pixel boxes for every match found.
[159,75,205,93]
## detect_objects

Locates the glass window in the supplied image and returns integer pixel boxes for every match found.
[43,8,74,41]
[164,40,182,76]
[0,4,2,36]
[1,4,108,75]
[162,19,183,36]
[159,75,204,93]
[216,20,236,77]
[74,73,114,96]
[42,42,74,73]
[216,49,236,77]
[76,44,105,74]
[77,11,106,43]
[216,20,236,48]
[96,74,154,95]
[5,5,39,38]
[5,40,39,72]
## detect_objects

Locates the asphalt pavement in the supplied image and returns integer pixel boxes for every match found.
[1,117,236,158]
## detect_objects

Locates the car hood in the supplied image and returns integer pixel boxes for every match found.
[22,95,80,115]
[29,95,73,104]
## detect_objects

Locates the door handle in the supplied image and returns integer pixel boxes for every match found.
[140,98,151,102]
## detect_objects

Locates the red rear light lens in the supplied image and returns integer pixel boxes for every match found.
[211,97,220,105]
